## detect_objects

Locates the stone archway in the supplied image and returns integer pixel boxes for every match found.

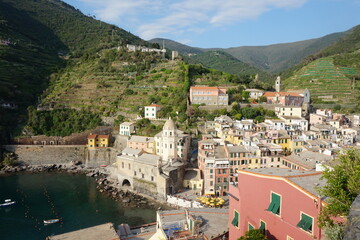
[122,179,131,187]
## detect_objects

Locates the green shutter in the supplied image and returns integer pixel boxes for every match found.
[267,193,281,214]
[260,221,266,230]
[248,224,254,230]
[231,211,239,227]
[297,213,313,232]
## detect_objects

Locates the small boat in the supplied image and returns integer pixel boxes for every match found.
[0,199,16,207]
[43,219,60,224]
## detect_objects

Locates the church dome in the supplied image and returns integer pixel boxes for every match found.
[163,118,176,130]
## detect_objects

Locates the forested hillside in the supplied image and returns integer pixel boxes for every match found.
[0,0,151,143]
[185,51,273,86]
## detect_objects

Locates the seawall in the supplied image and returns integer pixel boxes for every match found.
[3,145,86,165]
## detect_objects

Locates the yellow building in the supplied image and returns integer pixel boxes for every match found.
[272,131,291,151]
[87,134,110,149]
[182,169,203,194]
[225,133,242,146]
[289,139,304,153]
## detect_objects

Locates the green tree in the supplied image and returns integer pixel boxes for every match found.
[258,96,267,103]
[114,115,125,125]
[318,149,360,239]
[238,229,267,240]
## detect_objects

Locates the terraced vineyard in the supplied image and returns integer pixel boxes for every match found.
[42,50,185,117]
[283,57,360,103]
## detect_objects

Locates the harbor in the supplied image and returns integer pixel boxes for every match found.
[0,172,157,240]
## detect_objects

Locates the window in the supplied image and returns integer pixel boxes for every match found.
[222,169,226,174]
[151,176,154,181]
[210,169,213,173]
[231,210,239,228]
[248,223,254,230]
[210,181,213,186]
[121,162,124,168]
[217,178,221,183]
[218,169,221,174]
[224,178,227,182]
[297,213,313,233]
[267,192,281,215]
[260,220,266,232]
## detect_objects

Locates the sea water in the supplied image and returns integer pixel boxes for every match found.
[0,173,156,239]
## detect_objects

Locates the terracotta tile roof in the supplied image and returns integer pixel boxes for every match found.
[88,134,97,139]
[263,92,302,97]
[147,104,161,107]
[98,135,110,139]
[190,86,224,90]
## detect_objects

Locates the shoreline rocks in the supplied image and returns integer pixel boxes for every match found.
[0,164,173,210]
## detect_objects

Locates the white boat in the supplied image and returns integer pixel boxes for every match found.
[0,199,16,207]
[43,219,60,224]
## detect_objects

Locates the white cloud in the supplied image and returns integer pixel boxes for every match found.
[74,0,309,39]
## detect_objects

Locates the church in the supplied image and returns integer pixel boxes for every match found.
[115,118,191,200]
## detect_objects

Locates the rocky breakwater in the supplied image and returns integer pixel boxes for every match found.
[0,161,88,175]
[88,171,170,209]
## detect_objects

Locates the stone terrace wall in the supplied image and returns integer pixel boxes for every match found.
[3,145,86,165]
[86,148,119,168]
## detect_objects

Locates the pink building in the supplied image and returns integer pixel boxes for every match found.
[190,86,228,105]
[229,168,326,240]
[263,92,304,106]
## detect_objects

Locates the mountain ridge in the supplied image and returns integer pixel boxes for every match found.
[150,29,349,73]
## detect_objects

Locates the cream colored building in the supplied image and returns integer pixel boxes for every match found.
[154,119,190,164]
[276,106,302,118]
[119,122,135,136]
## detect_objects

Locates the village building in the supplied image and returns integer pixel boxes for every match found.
[154,119,191,164]
[116,119,189,199]
[145,104,162,119]
[263,92,304,106]
[127,135,155,154]
[310,113,328,125]
[189,86,228,105]
[244,89,264,99]
[282,150,332,171]
[87,134,110,149]
[229,168,326,240]
[264,119,286,131]
[119,122,135,136]
[182,168,203,194]
[150,208,228,240]
[280,116,309,131]
[276,106,302,118]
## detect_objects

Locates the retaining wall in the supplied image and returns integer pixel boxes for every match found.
[3,145,86,165]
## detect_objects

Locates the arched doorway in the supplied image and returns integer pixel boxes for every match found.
[122,179,131,187]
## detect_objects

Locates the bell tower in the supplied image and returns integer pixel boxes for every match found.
[275,76,281,92]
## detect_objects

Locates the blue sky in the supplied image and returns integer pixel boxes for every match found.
[63,0,360,48]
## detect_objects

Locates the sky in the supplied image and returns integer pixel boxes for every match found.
[63,0,360,48]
